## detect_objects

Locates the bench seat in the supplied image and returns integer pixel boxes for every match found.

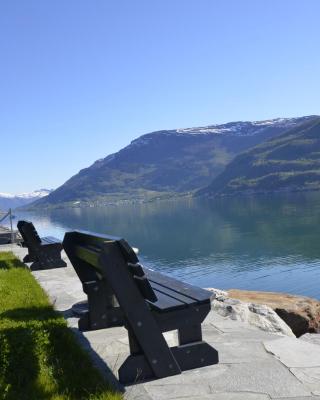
[146,269,211,312]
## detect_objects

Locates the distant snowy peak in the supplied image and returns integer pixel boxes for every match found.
[0,192,15,199]
[0,189,53,210]
[0,189,52,200]
[17,189,52,199]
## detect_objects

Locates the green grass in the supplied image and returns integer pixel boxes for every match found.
[0,252,122,400]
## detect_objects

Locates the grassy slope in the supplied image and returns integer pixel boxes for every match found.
[0,252,122,400]
[199,117,320,196]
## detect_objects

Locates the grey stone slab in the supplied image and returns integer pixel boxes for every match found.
[300,334,320,347]
[124,386,153,400]
[203,309,228,325]
[290,367,320,394]
[273,398,320,400]
[144,361,310,398]
[170,394,270,400]
[203,324,281,343]
[290,367,320,385]
[208,361,311,398]
[1,243,27,258]
[143,364,228,387]
[264,337,320,368]
[144,382,212,400]
[141,368,225,399]
[213,340,273,364]
[91,341,129,358]
[83,326,127,344]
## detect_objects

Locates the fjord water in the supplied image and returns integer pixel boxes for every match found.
[13,192,320,299]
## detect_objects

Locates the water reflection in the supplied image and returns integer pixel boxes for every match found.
[12,192,320,299]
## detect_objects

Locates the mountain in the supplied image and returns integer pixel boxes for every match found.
[34,116,316,208]
[0,189,52,210]
[198,117,320,197]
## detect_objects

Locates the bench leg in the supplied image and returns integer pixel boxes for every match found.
[29,246,66,270]
[23,254,32,263]
[119,352,154,384]
[40,247,67,269]
[119,353,154,384]
[30,257,66,271]
[119,330,153,383]
[23,250,37,263]
[78,281,124,331]
[171,342,219,371]
[176,324,219,371]
[119,329,219,384]
[119,329,180,384]
[178,324,202,345]
[176,324,218,371]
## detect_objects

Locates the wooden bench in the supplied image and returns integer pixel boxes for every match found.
[63,230,218,384]
[17,220,67,270]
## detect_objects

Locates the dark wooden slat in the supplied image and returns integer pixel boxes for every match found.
[145,268,212,303]
[133,276,158,302]
[69,230,121,245]
[74,244,101,272]
[150,281,195,305]
[66,230,139,263]
[41,236,61,244]
[149,289,187,312]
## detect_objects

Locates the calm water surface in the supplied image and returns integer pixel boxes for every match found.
[9,192,320,299]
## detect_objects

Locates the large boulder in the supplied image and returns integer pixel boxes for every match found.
[227,289,320,337]
[208,288,294,337]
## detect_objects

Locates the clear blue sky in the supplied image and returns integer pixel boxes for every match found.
[1,0,320,193]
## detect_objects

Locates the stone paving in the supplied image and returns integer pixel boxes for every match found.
[2,243,320,399]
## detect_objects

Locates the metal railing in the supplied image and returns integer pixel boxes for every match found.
[0,208,14,243]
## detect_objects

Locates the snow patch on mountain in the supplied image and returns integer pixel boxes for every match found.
[0,189,52,209]
[176,116,315,136]
[0,189,52,199]
[124,116,318,150]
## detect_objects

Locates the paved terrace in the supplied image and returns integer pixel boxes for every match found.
[2,243,320,400]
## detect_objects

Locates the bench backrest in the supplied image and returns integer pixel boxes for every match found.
[63,230,157,302]
[17,220,42,247]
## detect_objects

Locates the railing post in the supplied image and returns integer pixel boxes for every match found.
[9,208,14,243]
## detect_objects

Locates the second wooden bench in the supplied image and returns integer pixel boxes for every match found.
[17,220,66,270]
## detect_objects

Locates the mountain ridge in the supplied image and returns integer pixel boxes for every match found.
[33,116,318,208]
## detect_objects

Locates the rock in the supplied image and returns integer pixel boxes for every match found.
[207,288,294,337]
[209,288,228,300]
[227,289,320,337]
